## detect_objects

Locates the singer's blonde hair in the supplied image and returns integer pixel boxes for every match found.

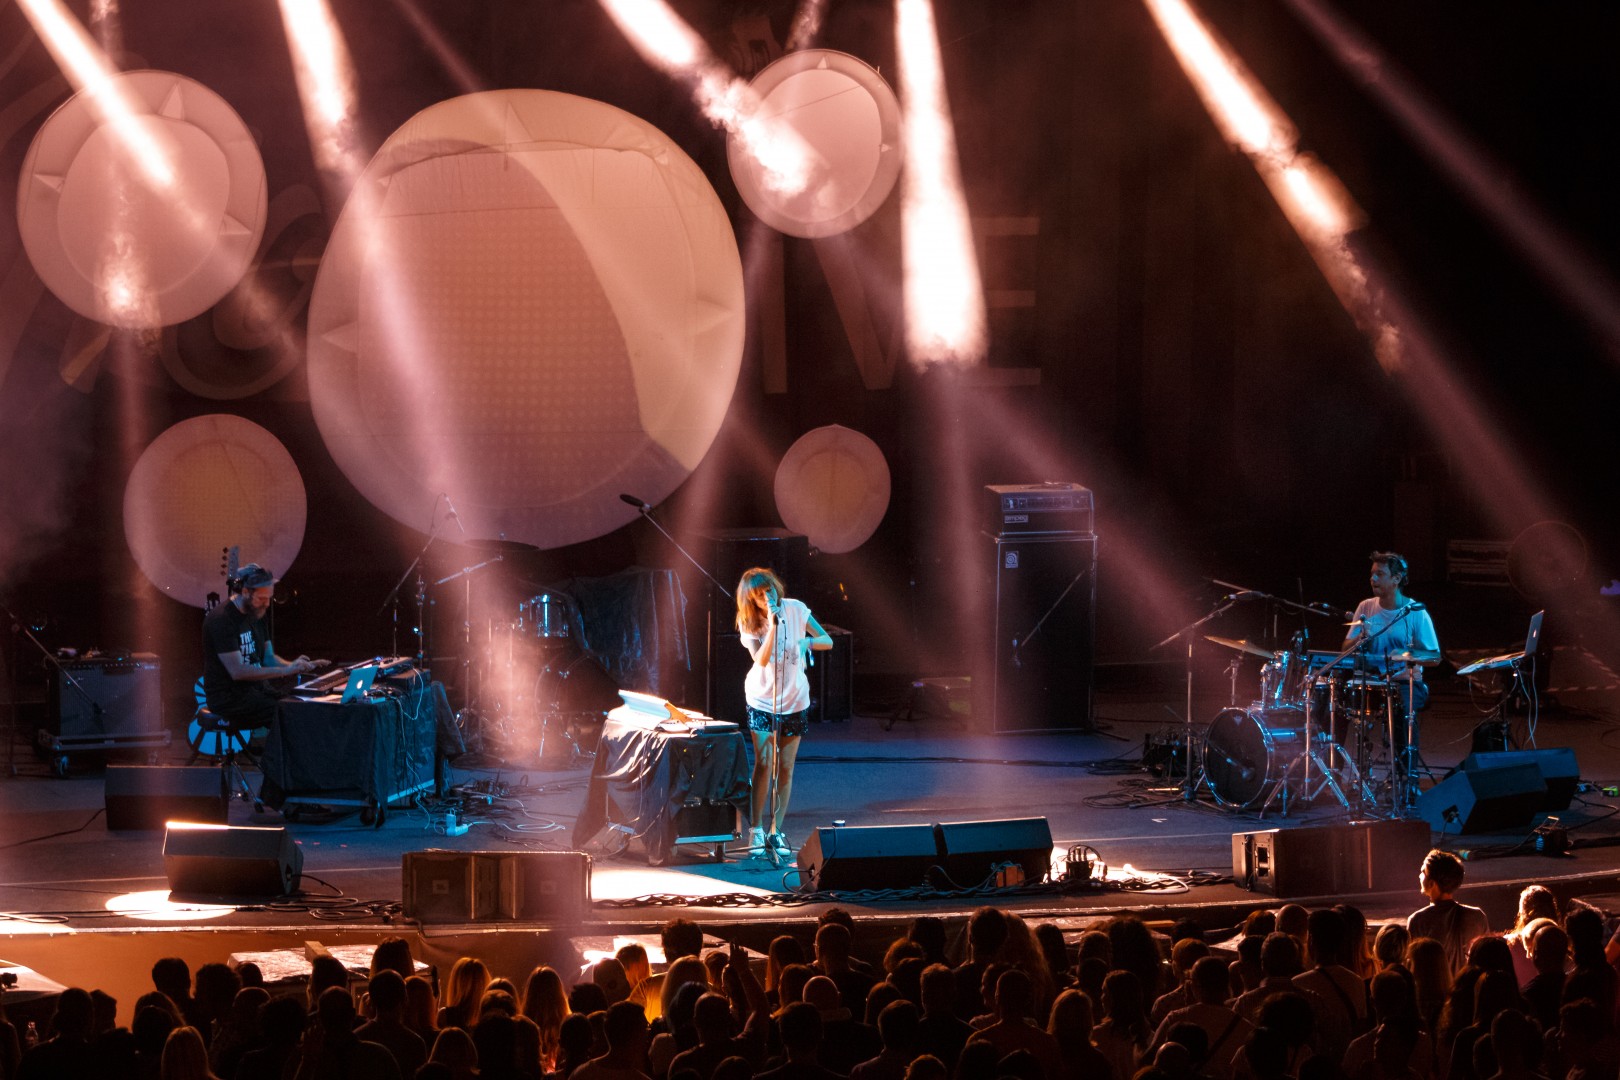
[735,567,786,637]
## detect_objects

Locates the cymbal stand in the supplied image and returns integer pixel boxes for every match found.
[1152,597,1240,802]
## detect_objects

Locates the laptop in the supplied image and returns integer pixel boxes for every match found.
[1457,610,1544,675]
[340,664,380,704]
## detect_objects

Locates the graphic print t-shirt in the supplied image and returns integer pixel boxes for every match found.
[202,601,267,701]
[740,598,812,714]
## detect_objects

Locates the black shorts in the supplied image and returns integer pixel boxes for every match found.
[745,707,810,739]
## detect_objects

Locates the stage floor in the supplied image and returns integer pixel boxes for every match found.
[4,679,1619,1020]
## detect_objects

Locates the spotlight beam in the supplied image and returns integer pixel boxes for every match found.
[1143,0,1559,540]
[896,0,987,368]
[1279,0,1620,360]
[596,0,817,197]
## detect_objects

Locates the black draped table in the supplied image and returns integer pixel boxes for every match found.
[572,715,750,864]
[260,676,438,825]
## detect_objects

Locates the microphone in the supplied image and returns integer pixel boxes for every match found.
[443,493,467,534]
[619,493,651,512]
[1224,591,1254,601]
[1406,602,1426,611]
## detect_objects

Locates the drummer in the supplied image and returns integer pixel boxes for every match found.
[1344,551,1441,729]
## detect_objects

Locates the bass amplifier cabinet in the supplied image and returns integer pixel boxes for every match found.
[49,655,163,738]
[402,850,591,923]
[985,483,1094,537]
[973,534,1096,732]
[1234,819,1431,897]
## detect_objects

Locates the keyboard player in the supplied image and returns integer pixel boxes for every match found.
[1343,551,1441,749]
[201,563,330,730]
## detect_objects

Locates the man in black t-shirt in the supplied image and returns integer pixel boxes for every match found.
[201,563,328,729]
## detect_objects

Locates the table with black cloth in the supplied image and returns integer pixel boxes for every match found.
[259,676,438,824]
[572,715,750,864]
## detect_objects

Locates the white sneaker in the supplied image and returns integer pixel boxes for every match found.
[768,832,792,854]
[748,826,767,850]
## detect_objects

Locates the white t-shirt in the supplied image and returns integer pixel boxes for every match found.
[1347,599,1440,682]
[740,597,812,714]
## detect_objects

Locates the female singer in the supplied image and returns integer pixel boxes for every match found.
[735,567,833,856]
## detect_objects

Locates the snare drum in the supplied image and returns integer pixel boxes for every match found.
[1203,705,1308,808]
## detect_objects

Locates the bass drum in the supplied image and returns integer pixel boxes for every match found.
[1202,706,1306,808]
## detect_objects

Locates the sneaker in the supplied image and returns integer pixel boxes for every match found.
[748,826,767,851]
[768,832,792,855]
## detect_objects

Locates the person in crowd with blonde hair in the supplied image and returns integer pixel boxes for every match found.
[437,957,491,1032]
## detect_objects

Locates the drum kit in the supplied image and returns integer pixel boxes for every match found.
[1159,584,1438,819]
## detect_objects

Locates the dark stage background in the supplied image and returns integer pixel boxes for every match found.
[2,0,1618,722]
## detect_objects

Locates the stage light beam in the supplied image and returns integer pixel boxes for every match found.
[17,0,173,189]
[596,0,815,197]
[276,0,363,180]
[896,0,986,368]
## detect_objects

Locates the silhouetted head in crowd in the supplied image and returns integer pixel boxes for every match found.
[1191,956,1230,1005]
[1247,1026,1292,1080]
[604,1000,650,1054]
[1170,918,1204,945]
[368,970,407,1017]
[1531,923,1569,976]
[557,1013,594,1064]
[1033,923,1069,982]
[1511,885,1558,938]
[883,938,925,975]
[775,964,814,1012]
[90,988,118,1034]
[194,962,241,1022]
[161,1026,210,1078]
[1465,935,1513,975]
[370,936,414,980]
[967,907,1009,961]
[592,957,631,1004]
[1565,907,1607,965]
[236,961,265,989]
[1374,924,1410,970]
[1105,915,1163,995]
[662,917,705,961]
[133,1004,178,1059]
[1305,908,1347,968]
[815,922,855,970]
[905,1054,947,1080]
[48,987,94,1041]
[992,968,1034,1022]
[997,1048,1043,1080]
[955,1039,1001,1080]
[865,981,903,1026]
[714,1057,754,1080]
[260,994,308,1046]
[876,1000,921,1055]
[1420,849,1466,900]
[308,955,350,1009]
[1369,970,1418,1026]
[1244,910,1277,938]
[919,964,954,1015]
[474,1012,520,1074]
[152,957,193,1005]
[616,943,651,988]
[569,981,609,1016]
[1275,905,1309,940]
[317,985,358,1033]
[1260,933,1302,980]
[694,992,735,1042]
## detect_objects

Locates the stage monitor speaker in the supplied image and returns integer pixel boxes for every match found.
[1417,763,1546,834]
[797,823,939,891]
[402,850,591,923]
[1233,819,1431,897]
[163,823,303,898]
[1461,748,1579,810]
[49,655,162,738]
[935,817,1053,886]
[973,534,1095,733]
[106,765,227,830]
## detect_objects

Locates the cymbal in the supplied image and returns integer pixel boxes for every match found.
[1205,635,1273,659]
[1388,649,1441,666]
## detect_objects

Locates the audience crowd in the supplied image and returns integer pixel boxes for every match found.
[3,849,1619,1080]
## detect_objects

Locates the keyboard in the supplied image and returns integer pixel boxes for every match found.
[293,656,416,696]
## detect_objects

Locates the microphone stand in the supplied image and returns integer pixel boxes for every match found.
[623,499,733,716]
[380,501,447,664]
[1152,597,1241,802]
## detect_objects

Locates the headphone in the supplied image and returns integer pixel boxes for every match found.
[228,563,276,595]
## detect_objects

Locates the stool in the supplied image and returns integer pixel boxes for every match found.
[188,705,258,806]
